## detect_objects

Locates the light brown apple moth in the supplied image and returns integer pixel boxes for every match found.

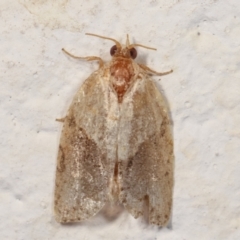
[54,33,174,226]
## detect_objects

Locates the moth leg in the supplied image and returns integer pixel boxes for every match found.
[56,117,66,123]
[138,63,173,76]
[62,48,104,68]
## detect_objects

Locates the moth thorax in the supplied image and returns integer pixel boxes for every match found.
[110,58,135,103]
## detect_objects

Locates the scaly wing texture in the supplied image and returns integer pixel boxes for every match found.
[118,74,174,226]
[54,70,117,223]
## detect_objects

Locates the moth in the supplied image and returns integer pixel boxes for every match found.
[54,33,174,226]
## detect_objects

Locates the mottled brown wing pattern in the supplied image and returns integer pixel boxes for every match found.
[54,70,116,223]
[118,74,174,226]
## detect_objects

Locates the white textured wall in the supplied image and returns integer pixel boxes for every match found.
[1,0,239,239]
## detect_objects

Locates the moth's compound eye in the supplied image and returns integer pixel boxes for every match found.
[130,48,137,59]
[110,45,117,56]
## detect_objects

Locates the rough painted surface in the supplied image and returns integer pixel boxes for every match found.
[1,0,240,239]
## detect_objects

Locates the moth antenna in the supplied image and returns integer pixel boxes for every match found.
[126,34,130,47]
[128,43,157,51]
[86,33,121,48]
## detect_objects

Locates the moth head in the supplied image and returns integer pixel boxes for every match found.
[86,33,157,59]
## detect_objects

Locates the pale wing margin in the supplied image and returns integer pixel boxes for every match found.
[54,70,115,223]
[118,74,174,226]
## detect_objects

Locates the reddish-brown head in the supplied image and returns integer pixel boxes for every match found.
[85,33,157,102]
[86,33,156,60]
[109,34,138,59]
